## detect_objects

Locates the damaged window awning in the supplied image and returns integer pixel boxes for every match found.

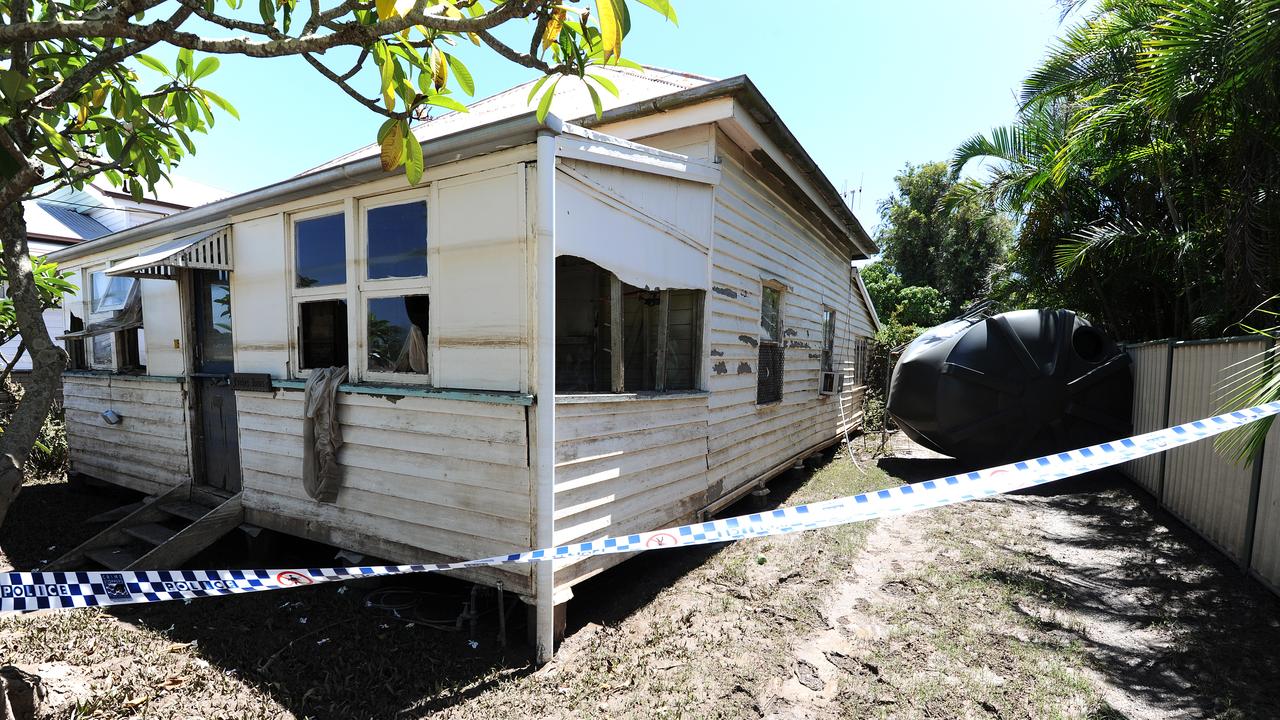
[58,281,142,340]
[106,226,232,280]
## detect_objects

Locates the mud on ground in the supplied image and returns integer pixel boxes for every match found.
[2,435,1279,719]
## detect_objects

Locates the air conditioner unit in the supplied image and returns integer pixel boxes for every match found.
[818,371,843,396]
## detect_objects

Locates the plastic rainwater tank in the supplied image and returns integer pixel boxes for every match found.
[887,309,1133,466]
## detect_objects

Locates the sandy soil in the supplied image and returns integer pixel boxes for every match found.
[3,435,1279,718]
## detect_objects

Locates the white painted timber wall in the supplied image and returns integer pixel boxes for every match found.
[63,374,191,495]
[552,394,710,590]
[237,390,534,594]
[705,131,873,499]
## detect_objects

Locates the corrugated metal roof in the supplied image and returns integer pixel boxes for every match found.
[302,65,716,174]
[30,202,113,241]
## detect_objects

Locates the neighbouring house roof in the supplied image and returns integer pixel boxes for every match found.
[25,201,113,243]
[51,68,876,262]
[302,65,716,174]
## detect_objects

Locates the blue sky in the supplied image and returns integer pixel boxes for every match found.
[174,1,1075,234]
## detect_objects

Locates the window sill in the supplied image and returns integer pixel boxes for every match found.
[271,379,533,406]
[555,390,710,404]
[63,370,183,383]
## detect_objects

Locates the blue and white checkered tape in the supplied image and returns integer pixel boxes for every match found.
[3,401,1277,615]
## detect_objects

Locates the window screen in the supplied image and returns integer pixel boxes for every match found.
[295,213,346,288]
[299,299,348,369]
[757,285,784,404]
[367,295,429,374]
[367,201,428,280]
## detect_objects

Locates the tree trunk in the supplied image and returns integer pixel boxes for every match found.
[0,202,67,527]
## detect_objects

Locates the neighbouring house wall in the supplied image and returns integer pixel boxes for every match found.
[552,394,711,590]
[63,374,191,495]
[705,130,872,499]
[237,390,534,594]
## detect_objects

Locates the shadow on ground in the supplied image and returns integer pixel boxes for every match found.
[2,454,841,719]
[877,452,1280,719]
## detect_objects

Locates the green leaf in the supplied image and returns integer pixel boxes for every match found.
[258,0,275,25]
[34,118,76,158]
[587,72,619,97]
[632,0,677,24]
[594,0,626,62]
[198,89,239,119]
[376,117,400,143]
[404,131,424,184]
[425,94,468,113]
[526,74,550,105]
[536,77,559,123]
[177,47,194,76]
[134,54,170,76]
[585,81,603,119]
[445,53,474,96]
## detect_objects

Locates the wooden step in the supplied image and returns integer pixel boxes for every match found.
[159,501,212,522]
[44,483,194,572]
[124,522,179,547]
[85,545,146,571]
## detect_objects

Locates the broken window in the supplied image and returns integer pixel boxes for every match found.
[90,271,134,313]
[82,268,143,372]
[821,307,836,374]
[757,284,784,404]
[366,201,428,280]
[299,299,348,369]
[295,213,346,288]
[366,295,429,374]
[555,256,703,393]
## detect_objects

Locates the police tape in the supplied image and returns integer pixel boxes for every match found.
[3,401,1278,615]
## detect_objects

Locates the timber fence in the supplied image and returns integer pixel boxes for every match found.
[1123,335,1280,597]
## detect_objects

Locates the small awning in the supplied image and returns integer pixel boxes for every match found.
[106,226,232,280]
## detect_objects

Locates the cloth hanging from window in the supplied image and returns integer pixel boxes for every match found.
[302,366,347,503]
[394,324,428,374]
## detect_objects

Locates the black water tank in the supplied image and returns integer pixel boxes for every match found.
[887,309,1133,466]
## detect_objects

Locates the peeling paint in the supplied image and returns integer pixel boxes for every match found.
[736,362,752,374]
[787,340,812,349]
[710,349,724,357]
[738,335,759,348]
[712,286,739,299]
[783,328,798,337]
[808,353,822,360]
[712,361,729,375]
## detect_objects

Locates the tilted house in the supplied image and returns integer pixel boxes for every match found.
[46,67,880,657]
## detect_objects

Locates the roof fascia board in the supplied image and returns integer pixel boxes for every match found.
[592,96,736,142]
[556,123,720,185]
[49,113,548,264]
[853,264,882,332]
[720,99,870,259]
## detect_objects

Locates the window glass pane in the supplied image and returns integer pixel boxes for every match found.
[367,295,429,374]
[90,272,134,313]
[92,333,113,366]
[299,299,348,369]
[196,271,233,371]
[295,214,346,288]
[760,286,781,342]
[367,201,428,280]
[664,289,701,391]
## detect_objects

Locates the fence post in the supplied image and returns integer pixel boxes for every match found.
[1155,338,1176,505]
[1241,337,1275,570]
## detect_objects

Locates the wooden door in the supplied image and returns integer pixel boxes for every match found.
[191,270,242,493]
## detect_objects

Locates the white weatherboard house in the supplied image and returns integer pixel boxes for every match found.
[46,67,881,657]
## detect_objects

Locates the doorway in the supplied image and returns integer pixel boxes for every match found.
[190,269,242,493]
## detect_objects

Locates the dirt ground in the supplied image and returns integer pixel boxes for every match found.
[2,434,1280,719]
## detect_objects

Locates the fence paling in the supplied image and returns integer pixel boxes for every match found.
[1123,336,1279,596]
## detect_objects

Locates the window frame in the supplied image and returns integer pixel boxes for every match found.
[85,264,117,371]
[285,189,436,384]
[287,202,353,378]
[355,188,434,385]
[820,306,836,375]
[756,280,786,406]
